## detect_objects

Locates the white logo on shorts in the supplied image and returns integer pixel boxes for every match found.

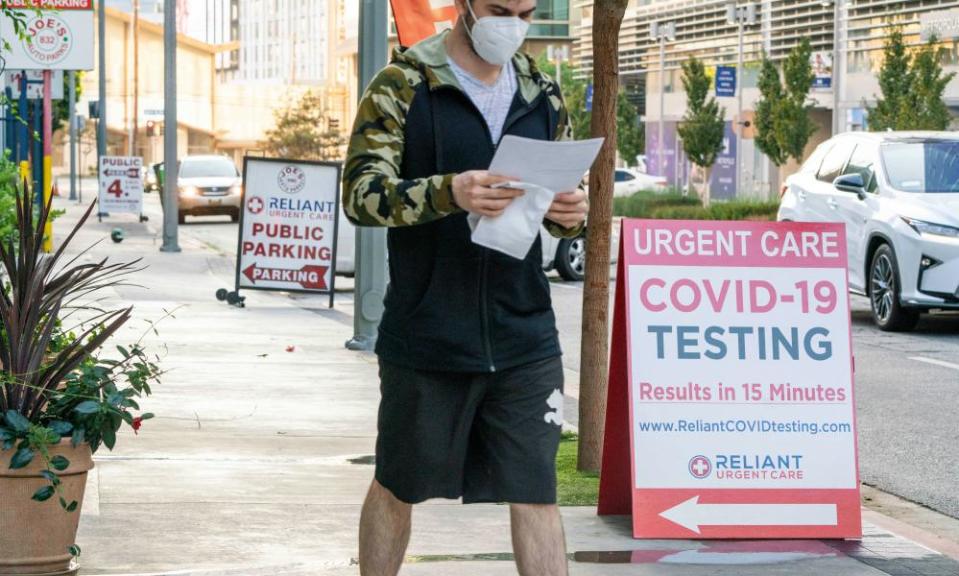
[544,389,563,426]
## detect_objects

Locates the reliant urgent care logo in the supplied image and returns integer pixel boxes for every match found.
[25,14,73,65]
[246,196,265,215]
[689,455,712,479]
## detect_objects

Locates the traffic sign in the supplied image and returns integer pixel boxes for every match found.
[236,158,342,307]
[598,219,861,539]
[98,156,144,215]
[716,66,736,97]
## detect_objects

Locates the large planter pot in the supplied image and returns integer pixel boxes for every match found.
[0,440,93,576]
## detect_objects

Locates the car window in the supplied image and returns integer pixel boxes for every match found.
[179,158,239,179]
[842,143,878,193]
[881,140,959,193]
[801,141,833,175]
[817,140,855,183]
[614,170,635,182]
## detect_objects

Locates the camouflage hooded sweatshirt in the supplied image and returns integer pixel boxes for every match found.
[343,30,582,373]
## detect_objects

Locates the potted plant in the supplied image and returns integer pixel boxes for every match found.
[0,181,162,575]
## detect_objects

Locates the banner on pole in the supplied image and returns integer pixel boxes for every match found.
[599,219,861,540]
[390,0,458,47]
[236,158,341,308]
[98,156,144,215]
[0,0,95,71]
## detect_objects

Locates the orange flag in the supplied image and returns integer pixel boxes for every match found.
[391,0,459,47]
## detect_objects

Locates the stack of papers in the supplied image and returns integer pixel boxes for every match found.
[470,135,604,259]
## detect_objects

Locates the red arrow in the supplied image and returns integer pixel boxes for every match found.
[242,263,329,290]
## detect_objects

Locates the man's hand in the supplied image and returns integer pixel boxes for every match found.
[452,171,523,218]
[546,188,588,229]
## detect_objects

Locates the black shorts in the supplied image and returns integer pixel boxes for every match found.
[374,356,565,505]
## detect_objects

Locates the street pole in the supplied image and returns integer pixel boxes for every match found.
[42,70,53,251]
[346,0,388,351]
[132,0,140,157]
[97,0,107,162]
[736,17,744,198]
[659,35,665,177]
[161,0,181,252]
[831,0,842,136]
[68,71,77,201]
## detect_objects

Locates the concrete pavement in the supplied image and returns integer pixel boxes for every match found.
[49,187,959,576]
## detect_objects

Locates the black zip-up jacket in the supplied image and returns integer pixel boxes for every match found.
[342,31,582,373]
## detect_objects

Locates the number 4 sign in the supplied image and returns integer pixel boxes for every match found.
[98,156,144,216]
[598,219,862,539]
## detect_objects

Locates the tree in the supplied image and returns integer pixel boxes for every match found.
[536,56,644,163]
[753,39,817,167]
[869,29,911,131]
[677,56,725,207]
[617,94,644,166]
[264,90,345,161]
[778,38,817,163]
[903,39,954,130]
[578,0,630,473]
[755,55,787,166]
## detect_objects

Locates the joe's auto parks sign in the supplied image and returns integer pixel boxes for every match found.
[235,158,342,308]
[1,0,94,70]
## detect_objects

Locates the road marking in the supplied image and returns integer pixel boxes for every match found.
[660,497,837,534]
[909,356,959,371]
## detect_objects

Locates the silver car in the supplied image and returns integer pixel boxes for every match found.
[177,155,243,223]
[779,132,959,330]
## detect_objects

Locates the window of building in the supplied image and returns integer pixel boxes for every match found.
[529,0,569,38]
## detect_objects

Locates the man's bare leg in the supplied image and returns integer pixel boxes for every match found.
[359,480,412,576]
[510,503,569,576]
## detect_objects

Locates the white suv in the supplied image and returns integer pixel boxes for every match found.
[779,132,959,331]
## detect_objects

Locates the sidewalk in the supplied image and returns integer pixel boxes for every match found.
[51,193,959,576]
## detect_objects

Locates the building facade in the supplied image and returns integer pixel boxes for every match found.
[574,0,959,199]
[235,0,328,84]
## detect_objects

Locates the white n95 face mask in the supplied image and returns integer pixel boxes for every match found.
[465,1,530,66]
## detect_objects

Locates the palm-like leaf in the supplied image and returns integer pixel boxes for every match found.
[0,183,136,419]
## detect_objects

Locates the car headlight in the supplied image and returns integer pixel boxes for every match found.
[179,185,199,198]
[230,185,242,196]
[901,217,959,238]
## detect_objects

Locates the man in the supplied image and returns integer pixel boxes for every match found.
[342,1,588,574]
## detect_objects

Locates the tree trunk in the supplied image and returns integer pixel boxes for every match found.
[577,0,629,473]
[702,165,712,208]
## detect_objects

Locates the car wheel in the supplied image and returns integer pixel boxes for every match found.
[230,210,239,223]
[555,236,586,281]
[178,211,186,225]
[869,244,919,332]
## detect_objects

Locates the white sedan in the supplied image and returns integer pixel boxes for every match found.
[778,131,959,331]
[613,168,668,197]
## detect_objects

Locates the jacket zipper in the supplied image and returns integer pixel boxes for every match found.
[480,251,495,372]
[438,85,545,374]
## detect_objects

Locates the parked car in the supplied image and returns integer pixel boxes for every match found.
[334,212,587,281]
[778,132,959,331]
[143,163,159,193]
[613,168,668,197]
[176,155,243,223]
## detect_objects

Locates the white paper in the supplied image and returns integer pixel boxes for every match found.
[471,135,604,259]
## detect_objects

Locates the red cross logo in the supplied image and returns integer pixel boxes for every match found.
[247,196,264,215]
[689,455,712,479]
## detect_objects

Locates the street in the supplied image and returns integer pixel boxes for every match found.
[138,190,959,522]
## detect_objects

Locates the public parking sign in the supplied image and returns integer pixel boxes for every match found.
[98,156,144,215]
[236,158,341,307]
[599,219,861,539]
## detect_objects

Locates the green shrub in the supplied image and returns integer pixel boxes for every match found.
[614,190,779,221]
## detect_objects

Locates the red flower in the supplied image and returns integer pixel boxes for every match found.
[286,345,296,353]
[131,417,143,435]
